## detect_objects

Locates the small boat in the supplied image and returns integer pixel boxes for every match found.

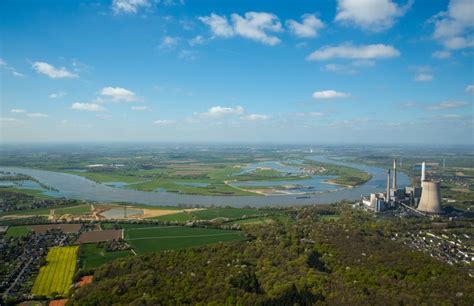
[296,196,311,199]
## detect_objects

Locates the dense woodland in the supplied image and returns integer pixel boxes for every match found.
[71,207,474,305]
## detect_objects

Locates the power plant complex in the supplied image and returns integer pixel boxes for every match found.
[359,161,444,215]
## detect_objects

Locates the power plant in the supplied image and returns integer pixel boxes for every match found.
[358,159,443,215]
[417,181,443,214]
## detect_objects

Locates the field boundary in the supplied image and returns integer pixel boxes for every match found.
[126,232,243,241]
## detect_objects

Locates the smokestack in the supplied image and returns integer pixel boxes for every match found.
[393,159,397,190]
[421,162,426,182]
[386,169,391,203]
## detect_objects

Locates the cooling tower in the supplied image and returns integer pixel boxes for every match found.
[417,181,443,214]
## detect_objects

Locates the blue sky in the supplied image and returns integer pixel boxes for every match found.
[0,0,473,144]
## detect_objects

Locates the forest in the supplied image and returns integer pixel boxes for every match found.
[70,206,474,305]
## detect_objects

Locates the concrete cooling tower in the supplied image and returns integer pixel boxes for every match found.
[417,181,443,214]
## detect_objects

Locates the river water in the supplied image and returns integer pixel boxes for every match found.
[0,156,409,207]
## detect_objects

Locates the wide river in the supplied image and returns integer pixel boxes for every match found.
[0,156,409,208]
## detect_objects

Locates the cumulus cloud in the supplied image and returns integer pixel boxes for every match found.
[199,13,235,37]
[100,86,137,102]
[335,0,412,31]
[201,106,245,118]
[465,84,474,95]
[71,102,106,112]
[159,36,180,50]
[188,35,205,46]
[307,43,400,61]
[415,73,434,82]
[244,114,270,121]
[431,0,474,50]
[427,101,468,110]
[49,91,67,99]
[11,109,26,113]
[131,106,149,111]
[312,90,351,99]
[32,62,77,79]
[432,50,451,59]
[112,0,150,14]
[286,14,324,38]
[153,119,175,125]
[199,12,282,45]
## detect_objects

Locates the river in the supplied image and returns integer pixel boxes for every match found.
[0,156,409,207]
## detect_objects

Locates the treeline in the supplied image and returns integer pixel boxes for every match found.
[70,207,474,305]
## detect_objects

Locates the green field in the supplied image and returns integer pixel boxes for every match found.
[79,244,133,269]
[124,225,245,254]
[5,225,31,238]
[190,207,267,220]
[230,217,275,225]
[54,205,92,216]
[0,187,53,199]
[32,246,78,297]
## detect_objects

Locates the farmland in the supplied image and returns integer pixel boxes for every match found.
[31,246,78,297]
[5,225,31,238]
[123,225,245,254]
[79,244,133,269]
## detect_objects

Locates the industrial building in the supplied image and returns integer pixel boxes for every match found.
[358,160,443,215]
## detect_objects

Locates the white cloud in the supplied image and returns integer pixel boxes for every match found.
[131,105,149,111]
[153,119,175,125]
[100,86,137,102]
[112,0,150,14]
[189,35,205,46]
[159,36,180,50]
[199,13,235,38]
[415,73,434,82]
[178,49,198,61]
[199,12,282,45]
[32,62,77,79]
[11,109,26,113]
[307,43,400,61]
[432,50,451,59]
[465,84,474,95]
[71,102,106,112]
[0,117,22,124]
[427,101,468,110]
[231,12,282,45]
[0,58,25,77]
[49,91,67,99]
[286,14,324,38]
[335,0,412,31]
[244,114,270,121]
[431,0,474,50]
[201,106,244,118]
[312,90,351,99]
[27,113,48,118]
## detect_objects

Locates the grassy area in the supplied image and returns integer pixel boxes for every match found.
[79,244,133,269]
[5,225,31,238]
[124,225,245,254]
[190,207,267,220]
[65,171,146,184]
[230,217,275,225]
[32,246,78,297]
[148,212,194,222]
[54,205,92,216]
[0,187,53,199]
[0,204,87,217]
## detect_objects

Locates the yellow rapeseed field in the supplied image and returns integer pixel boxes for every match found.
[32,246,78,297]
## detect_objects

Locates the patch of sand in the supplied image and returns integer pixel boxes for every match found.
[141,208,205,218]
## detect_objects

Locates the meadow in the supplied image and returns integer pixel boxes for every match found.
[31,246,78,297]
[123,225,245,254]
[79,244,133,269]
[5,225,31,238]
